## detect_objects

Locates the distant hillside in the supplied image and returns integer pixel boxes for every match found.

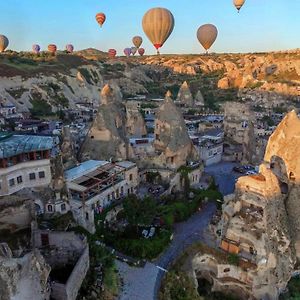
[75,48,108,60]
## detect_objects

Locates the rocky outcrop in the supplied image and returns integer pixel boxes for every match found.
[0,65,103,113]
[154,91,199,169]
[195,90,205,106]
[125,102,147,137]
[80,84,133,161]
[61,126,78,169]
[0,250,50,300]
[176,81,194,107]
[223,102,256,164]
[216,111,300,299]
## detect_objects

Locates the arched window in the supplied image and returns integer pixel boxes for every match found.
[47,205,53,212]
[61,204,66,211]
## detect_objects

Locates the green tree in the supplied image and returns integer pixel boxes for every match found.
[123,195,157,227]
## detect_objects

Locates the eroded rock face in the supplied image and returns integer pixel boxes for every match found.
[176,81,194,107]
[125,102,147,137]
[80,84,133,161]
[61,126,78,170]
[195,90,205,106]
[154,91,199,169]
[217,111,300,299]
[223,102,256,164]
[0,250,50,300]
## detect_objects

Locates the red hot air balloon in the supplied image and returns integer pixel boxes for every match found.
[96,13,106,27]
[48,44,57,55]
[108,49,117,58]
[138,48,145,56]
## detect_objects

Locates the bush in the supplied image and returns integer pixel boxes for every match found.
[228,253,239,266]
[30,99,53,117]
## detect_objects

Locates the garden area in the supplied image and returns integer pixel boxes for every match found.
[92,178,223,260]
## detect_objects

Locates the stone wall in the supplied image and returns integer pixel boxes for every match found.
[0,196,33,232]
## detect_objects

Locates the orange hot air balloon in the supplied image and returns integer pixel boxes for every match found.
[197,24,218,53]
[233,0,245,12]
[142,7,175,54]
[108,49,117,58]
[132,36,143,48]
[0,35,9,53]
[48,44,57,54]
[96,13,106,27]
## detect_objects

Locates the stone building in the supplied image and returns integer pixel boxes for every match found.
[223,102,256,164]
[154,91,199,170]
[0,133,58,197]
[80,84,133,161]
[33,230,89,300]
[217,110,300,299]
[65,159,138,233]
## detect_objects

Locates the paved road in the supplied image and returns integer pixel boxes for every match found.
[205,161,241,196]
[117,202,217,300]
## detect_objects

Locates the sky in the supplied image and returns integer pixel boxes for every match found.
[0,0,299,55]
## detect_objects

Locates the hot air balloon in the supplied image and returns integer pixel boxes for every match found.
[108,49,117,58]
[96,13,106,27]
[197,24,218,53]
[66,44,74,53]
[233,0,245,12]
[124,48,131,58]
[142,7,175,54]
[48,44,57,55]
[132,36,143,48]
[0,35,9,53]
[138,48,145,56]
[131,47,137,56]
[32,44,41,54]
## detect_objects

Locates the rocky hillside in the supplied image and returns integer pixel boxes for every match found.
[0,49,299,114]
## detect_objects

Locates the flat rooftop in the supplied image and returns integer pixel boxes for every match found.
[0,133,56,159]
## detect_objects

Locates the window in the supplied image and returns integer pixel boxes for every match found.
[61,204,66,211]
[128,188,130,195]
[29,173,36,180]
[9,178,15,187]
[47,205,53,212]
[86,212,89,220]
[121,186,124,195]
[17,176,23,184]
[129,174,133,181]
[107,194,111,201]
[39,171,45,179]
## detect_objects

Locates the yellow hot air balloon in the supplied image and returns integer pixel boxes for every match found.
[142,7,175,54]
[233,0,245,12]
[132,36,143,48]
[197,24,218,53]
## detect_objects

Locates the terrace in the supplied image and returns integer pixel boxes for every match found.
[66,160,127,202]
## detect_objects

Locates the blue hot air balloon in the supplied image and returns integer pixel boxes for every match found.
[32,44,41,54]
[124,48,131,57]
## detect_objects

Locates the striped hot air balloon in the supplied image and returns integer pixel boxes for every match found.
[66,44,74,53]
[124,48,131,58]
[96,13,106,27]
[108,48,117,58]
[0,35,9,53]
[131,47,137,56]
[142,7,175,54]
[132,36,143,48]
[138,48,145,56]
[32,44,41,54]
[48,44,57,55]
